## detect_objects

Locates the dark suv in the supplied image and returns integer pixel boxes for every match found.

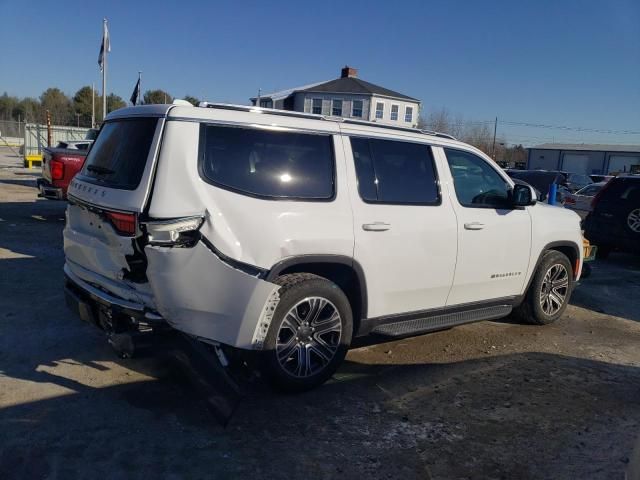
[584,175,640,257]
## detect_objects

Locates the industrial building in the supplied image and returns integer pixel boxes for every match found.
[527,143,640,174]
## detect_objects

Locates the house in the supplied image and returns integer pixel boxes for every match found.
[527,143,640,174]
[250,66,421,127]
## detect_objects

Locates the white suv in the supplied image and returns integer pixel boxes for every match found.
[63,102,584,391]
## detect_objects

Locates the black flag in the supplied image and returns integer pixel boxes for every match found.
[130,78,140,106]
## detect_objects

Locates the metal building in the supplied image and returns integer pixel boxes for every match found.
[527,143,640,174]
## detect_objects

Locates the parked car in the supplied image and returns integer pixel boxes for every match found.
[589,174,614,183]
[36,146,88,199]
[505,170,571,203]
[63,103,584,391]
[55,140,93,151]
[562,172,593,192]
[584,174,640,257]
[563,182,606,220]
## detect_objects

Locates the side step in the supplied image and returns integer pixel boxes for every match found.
[370,304,512,337]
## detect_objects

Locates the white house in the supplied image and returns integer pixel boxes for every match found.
[250,66,421,128]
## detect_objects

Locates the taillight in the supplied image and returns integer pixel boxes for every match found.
[51,159,64,180]
[105,211,137,236]
[565,197,576,205]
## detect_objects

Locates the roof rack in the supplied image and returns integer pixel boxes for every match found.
[197,102,457,140]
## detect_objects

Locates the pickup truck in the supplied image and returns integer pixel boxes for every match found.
[36,147,88,200]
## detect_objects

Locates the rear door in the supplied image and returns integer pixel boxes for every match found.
[342,133,457,318]
[64,113,165,292]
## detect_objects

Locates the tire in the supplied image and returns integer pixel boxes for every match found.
[261,273,353,392]
[514,250,574,325]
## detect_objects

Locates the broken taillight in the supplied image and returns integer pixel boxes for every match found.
[51,159,64,180]
[105,211,137,236]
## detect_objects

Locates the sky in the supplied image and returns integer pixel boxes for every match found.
[1,0,639,146]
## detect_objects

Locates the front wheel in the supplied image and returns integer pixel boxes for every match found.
[261,273,353,392]
[514,250,574,325]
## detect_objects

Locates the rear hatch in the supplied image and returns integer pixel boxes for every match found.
[63,106,169,303]
[587,177,640,242]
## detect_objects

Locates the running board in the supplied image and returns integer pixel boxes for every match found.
[369,304,512,337]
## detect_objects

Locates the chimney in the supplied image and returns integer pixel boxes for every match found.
[341,66,358,78]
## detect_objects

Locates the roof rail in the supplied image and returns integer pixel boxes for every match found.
[196,102,457,140]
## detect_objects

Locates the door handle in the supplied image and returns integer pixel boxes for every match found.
[464,222,485,230]
[362,222,391,232]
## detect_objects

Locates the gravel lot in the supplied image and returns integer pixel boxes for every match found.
[1,146,640,480]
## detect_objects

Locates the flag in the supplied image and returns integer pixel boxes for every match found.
[130,77,141,106]
[98,21,110,72]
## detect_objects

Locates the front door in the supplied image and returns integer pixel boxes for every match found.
[435,147,532,306]
[341,133,458,319]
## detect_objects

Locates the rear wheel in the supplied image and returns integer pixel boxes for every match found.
[261,273,353,392]
[514,250,574,325]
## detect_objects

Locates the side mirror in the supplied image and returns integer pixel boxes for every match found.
[512,183,537,207]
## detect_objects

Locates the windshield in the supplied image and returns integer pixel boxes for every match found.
[78,118,158,190]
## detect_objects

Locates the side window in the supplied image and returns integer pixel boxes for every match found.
[444,148,511,208]
[375,102,384,119]
[200,125,335,200]
[404,106,413,123]
[390,105,399,121]
[351,137,439,205]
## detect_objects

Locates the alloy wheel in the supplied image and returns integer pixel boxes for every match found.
[276,297,342,378]
[539,263,569,316]
[628,209,640,233]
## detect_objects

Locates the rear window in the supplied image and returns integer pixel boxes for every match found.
[603,178,640,201]
[79,118,158,190]
[199,124,335,200]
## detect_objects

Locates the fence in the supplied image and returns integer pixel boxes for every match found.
[23,123,90,159]
[0,120,25,147]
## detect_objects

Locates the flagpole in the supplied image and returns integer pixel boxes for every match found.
[102,18,107,121]
[138,71,142,105]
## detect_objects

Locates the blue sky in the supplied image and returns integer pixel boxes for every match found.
[1,0,639,145]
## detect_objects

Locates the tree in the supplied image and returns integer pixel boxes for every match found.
[15,98,40,123]
[183,95,199,106]
[143,89,173,104]
[107,94,126,113]
[40,88,73,125]
[0,93,19,121]
[73,86,98,127]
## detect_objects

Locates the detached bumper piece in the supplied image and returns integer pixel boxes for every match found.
[36,178,64,200]
[64,273,168,358]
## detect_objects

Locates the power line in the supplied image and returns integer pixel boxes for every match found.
[500,120,640,135]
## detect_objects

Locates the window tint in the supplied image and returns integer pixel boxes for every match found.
[351,137,439,204]
[375,102,384,119]
[390,105,399,121]
[79,118,158,190]
[332,99,342,116]
[578,184,601,196]
[312,98,322,115]
[404,106,413,123]
[200,125,334,200]
[352,100,363,118]
[444,148,511,208]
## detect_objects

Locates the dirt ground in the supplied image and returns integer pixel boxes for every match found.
[1,146,640,480]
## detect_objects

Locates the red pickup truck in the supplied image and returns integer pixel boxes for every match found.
[37,147,88,200]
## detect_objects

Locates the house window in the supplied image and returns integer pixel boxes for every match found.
[375,102,384,119]
[404,106,413,123]
[352,99,363,118]
[390,105,399,121]
[312,98,322,115]
[260,99,272,108]
[332,99,343,116]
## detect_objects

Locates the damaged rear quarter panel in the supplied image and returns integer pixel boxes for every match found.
[144,242,279,349]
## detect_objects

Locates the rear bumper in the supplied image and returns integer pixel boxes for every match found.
[37,178,65,200]
[64,263,161,328]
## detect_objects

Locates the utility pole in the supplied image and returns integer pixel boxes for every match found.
[491,116,498,159]
[102,18,109,121]
[138,71,142,105]
[91,83,95,128]
[257,88,261,107]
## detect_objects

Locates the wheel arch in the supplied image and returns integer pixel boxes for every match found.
[266,255,367,333]
[523,241,581,297]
